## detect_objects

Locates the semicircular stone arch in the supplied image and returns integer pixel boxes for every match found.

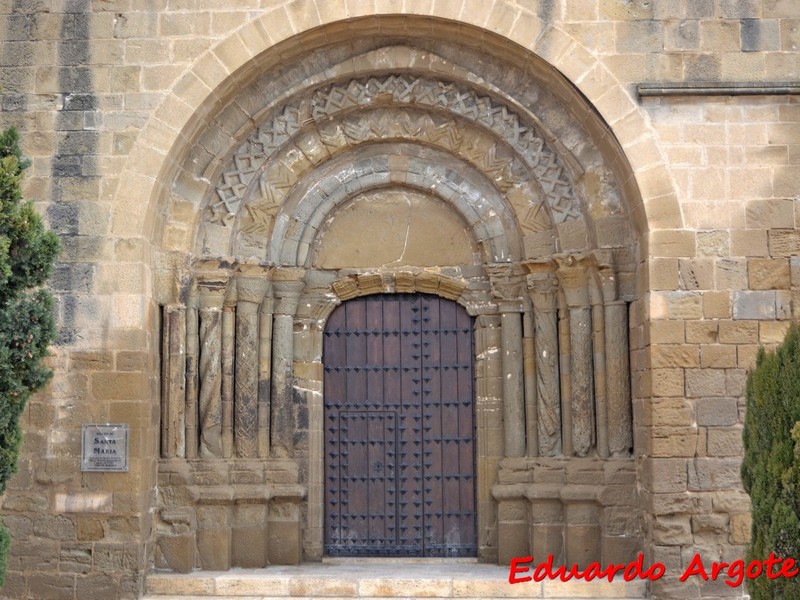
[268,141,521,266]
[197,63,596,269]
[153,24,644,572]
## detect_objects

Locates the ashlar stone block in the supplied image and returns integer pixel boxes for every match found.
[653,515,692,545]
[748,257,790,290]
[732,290,776,320]
[696,397,739,426]
[688,458,744,492]
[685,369,727,398]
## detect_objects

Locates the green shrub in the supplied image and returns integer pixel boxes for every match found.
[0,127,59,586]
[741,322,800,599]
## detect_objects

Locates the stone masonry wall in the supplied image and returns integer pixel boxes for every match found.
[0,1,797,599]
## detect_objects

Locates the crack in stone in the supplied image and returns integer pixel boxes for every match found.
[387,194,413,267]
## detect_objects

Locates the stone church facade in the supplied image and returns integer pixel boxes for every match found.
[0,1,798,599]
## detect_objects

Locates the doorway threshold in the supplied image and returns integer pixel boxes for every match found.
[144,560,648,599]
[322,556,480,565]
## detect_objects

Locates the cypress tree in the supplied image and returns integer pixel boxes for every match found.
[741,322,800,599]
[0,127,60,584]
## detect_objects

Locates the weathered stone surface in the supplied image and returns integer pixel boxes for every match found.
[28,573,76,600]
[156,534,194,574]
[688,458,744,491]
[315,189,476,268]
[643,458,688,493]
[569,307,594,457]
[653,515,692,544]
[732,290,776,320]
[234,302,259,458]
[730,513,752,544]
[696,397,740,426]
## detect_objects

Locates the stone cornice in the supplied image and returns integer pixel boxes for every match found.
[637,81,800,97]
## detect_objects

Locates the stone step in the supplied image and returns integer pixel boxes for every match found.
[143,561,648,600]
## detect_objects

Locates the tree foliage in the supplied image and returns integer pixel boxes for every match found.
[0,127,59,585]
[741,323,800,599]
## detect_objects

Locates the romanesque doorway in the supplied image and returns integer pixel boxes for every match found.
[152,22,644,571]
[323,294,476,557]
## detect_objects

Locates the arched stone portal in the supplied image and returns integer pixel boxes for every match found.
[153,23,643,572]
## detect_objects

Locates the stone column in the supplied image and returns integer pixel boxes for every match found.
[221,305,235,458]
[185,282,199,459]
[557,258,594,458]
[589,268,609,459]
[487,264,526,458]
[522,308,538,457]
[569,307,593,457]
[598,265,632,455]
[258,291,274,458]
[527,272,561,457]
[270,269,305,456]
[300,293,340,558]
[473,308,502,561]
[161,304,186,459]
[235,273,271,458]
[197,272,230,458]
[557,291,573,457]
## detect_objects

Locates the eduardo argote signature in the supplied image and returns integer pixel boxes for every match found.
[509,553,799,587]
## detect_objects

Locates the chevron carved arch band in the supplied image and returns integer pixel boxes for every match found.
[200,68,586,263]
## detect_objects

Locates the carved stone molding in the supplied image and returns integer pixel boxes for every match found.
[207,74,581,245]
[330,270,470,306]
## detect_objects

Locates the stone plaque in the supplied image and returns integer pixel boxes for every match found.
[81,424,129,472]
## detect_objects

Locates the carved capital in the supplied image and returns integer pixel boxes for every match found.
[526,272,559,310]
[596,264,618,303]
[196,270,233,308]
[554,255,591,307]
[486,263,525,311]
[236,274,272,306]
[272,268,306,316]
[460,289,498,316]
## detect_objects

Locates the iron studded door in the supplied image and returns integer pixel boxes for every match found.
[324,294,476,557]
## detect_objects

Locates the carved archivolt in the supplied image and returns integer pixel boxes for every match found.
[201,74,584,263]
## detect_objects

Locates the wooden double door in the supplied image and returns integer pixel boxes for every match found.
[323,294,476,557]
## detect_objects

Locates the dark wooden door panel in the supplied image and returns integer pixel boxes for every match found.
[324,294,475,557]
